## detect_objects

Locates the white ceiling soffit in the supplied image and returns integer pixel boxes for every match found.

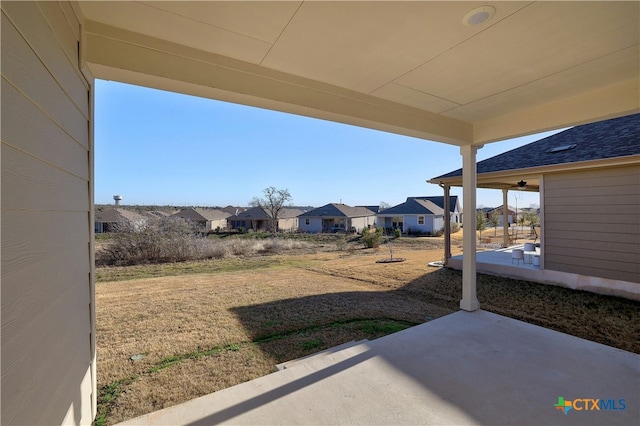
[79,1,640,146]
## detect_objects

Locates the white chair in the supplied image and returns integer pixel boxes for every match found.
[523,243,536,263]
[512,249,524,265]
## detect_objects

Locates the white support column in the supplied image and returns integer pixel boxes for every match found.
[502,189,510,247]
[460,145,481,311]
[442,184,451,265]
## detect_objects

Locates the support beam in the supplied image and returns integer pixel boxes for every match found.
[502,189,510,247]
[441,184,451,265]
[460,145,481,312]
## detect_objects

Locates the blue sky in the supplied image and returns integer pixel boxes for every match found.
[95,80,562,209]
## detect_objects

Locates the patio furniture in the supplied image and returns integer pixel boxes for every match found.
[512,249,524,265]
[523,243,536,263]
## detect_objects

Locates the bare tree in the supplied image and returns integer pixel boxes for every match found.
[379,201,391,211]
[488,210,500,236]
[476,210,487,241]
[249,186,292,235]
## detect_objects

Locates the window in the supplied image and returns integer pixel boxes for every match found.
[418,216,425,225]
[305,218,310,225]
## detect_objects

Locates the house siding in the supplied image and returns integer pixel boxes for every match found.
[299,217,322,233]
[543,165,640,284]
[350,216,376,232]
[1,2,94,424]
[404,215,443,234]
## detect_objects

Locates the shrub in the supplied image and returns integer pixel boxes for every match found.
[450,222,461,233]
[393,228,402,238]
[362,227,383,248]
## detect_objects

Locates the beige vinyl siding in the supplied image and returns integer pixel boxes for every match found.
[1,1,94,424]
[543,165,640,284]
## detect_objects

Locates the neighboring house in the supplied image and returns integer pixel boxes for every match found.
[485,205,516,226]
[429,113,640,298]
[220,205,247,216]
[298,204,376,233]
[376,196,454,234]
[172,207,230,231]
[360,205,383,214]
[94,207,147,233]
[227,206,303,232]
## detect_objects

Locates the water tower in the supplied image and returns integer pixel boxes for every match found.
[113,195,123,207]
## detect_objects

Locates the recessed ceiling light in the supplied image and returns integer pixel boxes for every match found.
[463,5,496,26]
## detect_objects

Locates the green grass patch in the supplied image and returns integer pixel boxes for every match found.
[301,339,324,350]
[253,318,418,344]
[94,375,137,426]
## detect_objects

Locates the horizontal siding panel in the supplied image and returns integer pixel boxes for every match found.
[2,2,88,116]
[545,244,639,264]
[2,78,88,179]
[1,262,90,425]
[545,171,640,190]
[36,1,84,85]
[546,165,639,184]
[545,212,640,225]
[1,13,88,147]
[545,254,639,276]
[1,210,89,278]
[1,144,89,212]
[544,221,639,234]
[545,237,639,254]
[55,0,81,40]
[545,204,640,215]
[545,184,639,198]
[546,262,639,284]
[545,230,640,244]
[544,194,639,206]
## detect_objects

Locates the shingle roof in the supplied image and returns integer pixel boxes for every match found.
[228,207,304,220]
[431,113,640,180]
[298,203,375,218]
[95,207,147,223]
[378,198,444,216]
[173,207,229,222]
[405,196,459,213]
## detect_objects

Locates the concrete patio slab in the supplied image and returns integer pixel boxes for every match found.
[119,310,639,425]
[448,246,640,301]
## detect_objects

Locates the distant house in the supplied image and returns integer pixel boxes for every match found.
[376,196,456,234]
[171,207,230,231]
[485,205,516,226]
[227,206,303,232]
[298,203,376,233]
[377,196,460,234]
[95,207,147,233]
[429,113,640,299]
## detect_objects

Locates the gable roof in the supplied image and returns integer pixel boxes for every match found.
[95,207,147,223]
[228,206,304,220]
[406,196,459,213]
[431,113,640,181]
[378,198,445,216]
[173,207,229,222]
[298,203,375,218]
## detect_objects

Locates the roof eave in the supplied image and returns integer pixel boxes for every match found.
[428,154,640,187]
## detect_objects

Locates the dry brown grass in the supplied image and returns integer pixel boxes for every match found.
[95,231,639,425]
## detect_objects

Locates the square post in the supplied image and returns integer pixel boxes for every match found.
[460,145,481,311]
[502,189,510,247]
[442,184,451,265]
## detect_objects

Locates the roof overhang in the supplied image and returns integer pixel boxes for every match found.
[428,154,640,190]
[77,1,639,146]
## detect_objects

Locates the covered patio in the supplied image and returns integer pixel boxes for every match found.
[120,310,639,425]
[2,2,638,424]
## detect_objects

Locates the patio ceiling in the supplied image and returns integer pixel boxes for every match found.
[78,1,639,146]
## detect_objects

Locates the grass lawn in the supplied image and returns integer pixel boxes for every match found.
[95,233,640,425]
